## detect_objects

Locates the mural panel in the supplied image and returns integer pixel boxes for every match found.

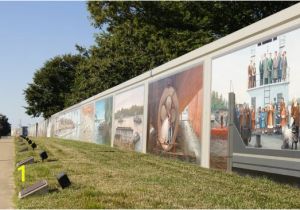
[147,65,203,164]
[53,109,80,140]
[211,27,300,169]
[113,86,144,152]
[80,103,95,141]
[94,97,113,145]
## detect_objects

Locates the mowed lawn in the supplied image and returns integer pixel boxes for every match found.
[14,137,300,209]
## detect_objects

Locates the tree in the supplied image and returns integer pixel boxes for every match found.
[25,2,297,116]
[211,91,228,112]
[71,1,295,101]
[0,114,11,136]
[24,54,86,118]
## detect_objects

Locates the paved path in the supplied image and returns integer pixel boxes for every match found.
[0,136,15,209]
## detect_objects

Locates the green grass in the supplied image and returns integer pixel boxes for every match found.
[14,137,300,208]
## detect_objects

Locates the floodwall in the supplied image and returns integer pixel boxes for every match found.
[28,3,300,174]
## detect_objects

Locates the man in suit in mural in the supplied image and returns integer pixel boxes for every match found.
[263,53,269,85]
[278,51,283,82]
[267,53,273,84]
[273,51,279,83]
[281,51,288,81]
[274,98,280,132]
[248,61,252,88]
[252,61,256,88]
[259,55,264,86]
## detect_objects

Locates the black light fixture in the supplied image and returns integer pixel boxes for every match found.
[56,172,71,189]
[39,151,48,161]
[31,143,37,150]
[28,140,32,144]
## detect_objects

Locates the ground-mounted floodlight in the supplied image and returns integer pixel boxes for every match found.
[19,180,48,199]
[16,156,34,167]
[31,143,37,150]
[28,140,32,144]
[56,172,71,189]
[39,151,48,161]
[19,147,28,152]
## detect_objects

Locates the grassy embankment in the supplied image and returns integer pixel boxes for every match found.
[14,137,300,208]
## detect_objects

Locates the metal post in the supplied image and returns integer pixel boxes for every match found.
[227,92,235,172]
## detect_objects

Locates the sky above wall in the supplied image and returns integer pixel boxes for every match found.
[0,1,97,128]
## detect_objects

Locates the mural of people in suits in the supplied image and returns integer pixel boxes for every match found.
[282,51,288,81]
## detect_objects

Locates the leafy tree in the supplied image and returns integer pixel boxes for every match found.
[24,54,85,118]
[0,114,11,136]
[69,1,295,102]
[211,91,228,112]
[25,2,296,117]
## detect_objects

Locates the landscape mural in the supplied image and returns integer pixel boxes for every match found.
[79,103,95,142]
[53,109,80,140]
[147,65,203,164]
[113,86,144,152]
[94,97,113,145]
[211,27,300,169]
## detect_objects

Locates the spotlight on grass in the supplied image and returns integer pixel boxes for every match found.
[39,151,48,162]
[31,143,37,150]
[56,172,71,189]
[28,140,32,144]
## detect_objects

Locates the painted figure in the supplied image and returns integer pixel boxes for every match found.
[239,106,244,132]
[281,51,288,81]
[267,53,273,84]
[280,98,287,127]
[260,108,266,132]
[248,61,252,88]
[259,56,264,86]
[267,104,274,129]
[251,107,255,131]
[263,53,269,85]
[272,51,279,83]
[220,115,224,128]
[278,51,282,82]
[291,99,299,137]
[252,61,256,87]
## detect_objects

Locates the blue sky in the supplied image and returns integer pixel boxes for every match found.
[0,1,97,128]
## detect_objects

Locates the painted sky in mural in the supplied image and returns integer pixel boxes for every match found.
[53,109,80,140]
[80,103,94,141]
[95,97,113,145]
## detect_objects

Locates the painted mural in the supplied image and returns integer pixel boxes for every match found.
[37,120,48,137]
[147,65,203,164]
[79,103,95,142]
[113,86,144,152]
[211,27,300,169]
[94,97,113,145]
[53,109,80,140]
